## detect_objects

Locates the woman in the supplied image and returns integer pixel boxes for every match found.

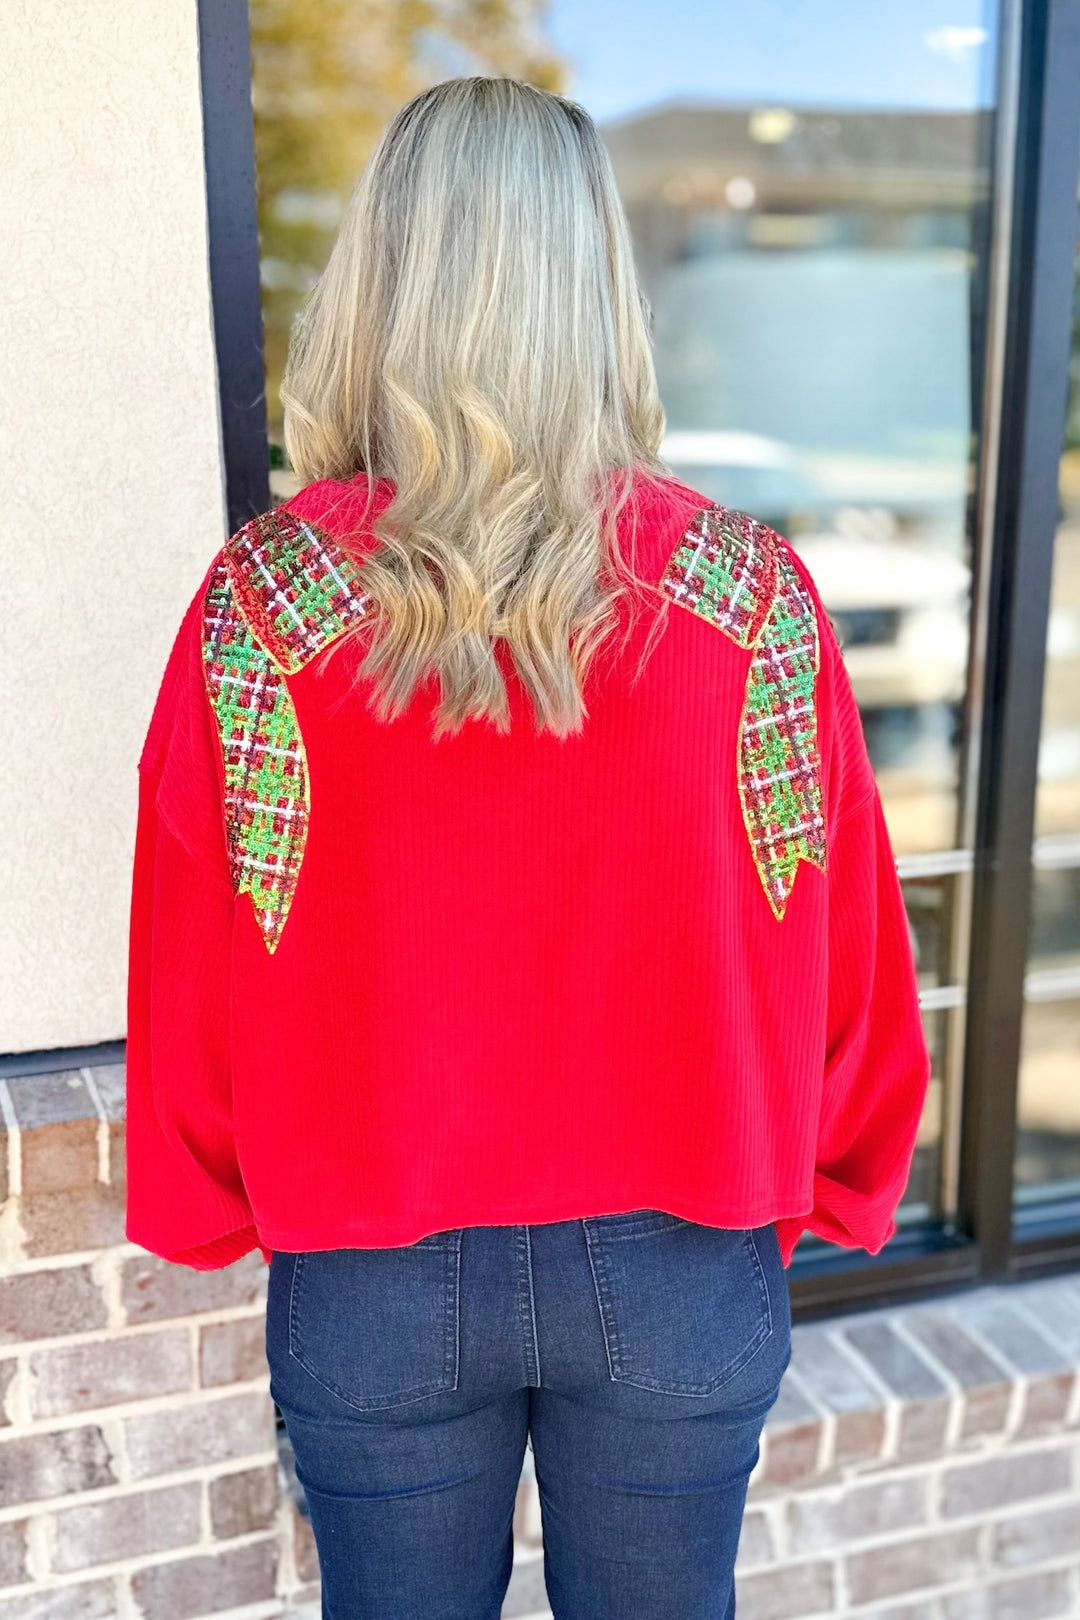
[126,76,930,1620]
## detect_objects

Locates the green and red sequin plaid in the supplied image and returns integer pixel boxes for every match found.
[205,498,824,944]
[226,506,373,673]
[202,508,372,953]
[202,560,309,954]
[661,504,827,919]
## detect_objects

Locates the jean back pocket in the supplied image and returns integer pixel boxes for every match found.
[581,1211,780,1397]
[285,1230,462,1411]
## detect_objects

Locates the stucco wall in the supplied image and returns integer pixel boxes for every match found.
[0,1,227,1051]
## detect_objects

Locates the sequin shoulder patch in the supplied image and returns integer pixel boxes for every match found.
[660,504,778,648]
[224,506,373,674]
[660,504,827,919]
[202,557,309,953]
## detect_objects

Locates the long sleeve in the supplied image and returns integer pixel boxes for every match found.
[773,784,932,1266]
[125,567,271,1271]
[773,547,932,1267]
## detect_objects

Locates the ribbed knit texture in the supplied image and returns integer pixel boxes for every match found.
[125,471,931,1271]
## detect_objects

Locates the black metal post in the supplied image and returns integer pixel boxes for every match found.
[196,0,270,533]
[959,0,1080,1278]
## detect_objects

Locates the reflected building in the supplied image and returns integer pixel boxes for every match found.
[603,102,993,856]
[247,42,1080,1232]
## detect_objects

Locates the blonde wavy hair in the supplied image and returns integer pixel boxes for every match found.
[281,75,671,738]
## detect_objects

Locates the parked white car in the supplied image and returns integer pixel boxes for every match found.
[661,428,972,713]
[789,528,970,710]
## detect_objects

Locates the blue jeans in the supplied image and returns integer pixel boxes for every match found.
[265,1212,791,1620]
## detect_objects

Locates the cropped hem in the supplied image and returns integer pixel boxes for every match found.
[252,1186,819,1253]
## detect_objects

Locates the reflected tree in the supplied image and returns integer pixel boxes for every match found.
[249,0,564,433]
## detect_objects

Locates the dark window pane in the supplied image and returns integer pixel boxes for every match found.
[1016,186,1080,1204]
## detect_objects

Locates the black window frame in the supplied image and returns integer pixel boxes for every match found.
[198,0,270,534]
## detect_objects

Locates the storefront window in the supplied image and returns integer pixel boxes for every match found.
[249,0,1003,1235]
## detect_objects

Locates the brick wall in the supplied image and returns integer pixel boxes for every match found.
[2,1065,1079,1620]
[0,1067,299,1618]
[506,1278,1080,1620]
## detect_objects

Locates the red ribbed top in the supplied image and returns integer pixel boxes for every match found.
[125,469,931,1271]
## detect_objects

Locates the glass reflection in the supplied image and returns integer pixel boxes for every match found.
[906,1007,949,1222]
[1016,1000,1080,1201]
[900,871,965,992]
[608,101,988,855]
[252,1,996,859]
[250,0,1003,1231]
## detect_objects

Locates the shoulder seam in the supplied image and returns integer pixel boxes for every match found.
[658,501,828,920]
[659,502,779,647]
[223,504,373,675]
[772,533,844,651]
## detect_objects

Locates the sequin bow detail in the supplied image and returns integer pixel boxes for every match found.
[660,504,827,919]
[201,507,372,953]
